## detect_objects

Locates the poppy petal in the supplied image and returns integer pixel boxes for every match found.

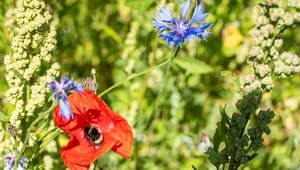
[77,90,134,158]
[93,94,133,158]
[53,90,134,168]
[61,135,116,168]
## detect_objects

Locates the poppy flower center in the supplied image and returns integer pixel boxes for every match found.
[84,126,103,146]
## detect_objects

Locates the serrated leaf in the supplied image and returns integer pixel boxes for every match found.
[212,122,222,150]
[174,56,213,74]
[219,105,230,125]
[212,106,232,152]
[247,153,258,162]
[206,147,221,169]
[213,122,229,152]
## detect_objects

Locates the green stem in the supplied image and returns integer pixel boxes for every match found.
[171,47,180,61]
[93,159,98,170]
[38,128,61,154]
[98,47,181,97]
[21,101,57,153]
[14,102,57,169]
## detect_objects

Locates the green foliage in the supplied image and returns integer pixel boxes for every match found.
[174,56,213,74]
[207,91,276,170]
[0,0,299,169]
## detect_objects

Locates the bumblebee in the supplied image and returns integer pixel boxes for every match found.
[84,126,103,146]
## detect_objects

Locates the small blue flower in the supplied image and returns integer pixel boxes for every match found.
[47,77,84,120]
[5,154,28,170]
[153,0,211,47]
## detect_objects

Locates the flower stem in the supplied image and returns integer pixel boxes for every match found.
[98,47,181,97]
[93,159,98,170]
[21,101,57,153]
[172,47,180,60]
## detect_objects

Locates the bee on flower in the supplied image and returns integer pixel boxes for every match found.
[47,77,133,170]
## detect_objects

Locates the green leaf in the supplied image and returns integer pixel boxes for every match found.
[174,56,213,74]
[206,147,221,169]
[247,153,258,162]
[98,23,122,44]
[212,122,223,150]
[212,106,232,152]
[219,105,230,126]
[12,69,25,81]
[125,0,154,11]
[39,128,61,154]
[0,111,9,122]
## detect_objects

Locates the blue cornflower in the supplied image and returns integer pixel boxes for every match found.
[5,154,27,170]
[153,0,211,47]
[47,77,84,120]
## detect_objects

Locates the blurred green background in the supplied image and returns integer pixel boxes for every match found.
[0,0,300,169]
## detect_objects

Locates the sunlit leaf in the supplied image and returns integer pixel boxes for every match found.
[0,111,9,122]
[98,23,123,44]
[174,56,213,74]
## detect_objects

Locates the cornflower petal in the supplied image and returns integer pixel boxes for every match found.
[59,98,74,120]
[73,82,84,92]
[153,17,171,32]
[157,6,174,22]
[5,154,27,170]
[190,2,208,24]
[180,0,191,20]
[153,0,211,47]
[47,77,84,120]
[183,24,212,42]
[61,77,72,88]
[159,32,180,47]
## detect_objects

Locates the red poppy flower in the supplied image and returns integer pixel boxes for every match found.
[53,90,133,169]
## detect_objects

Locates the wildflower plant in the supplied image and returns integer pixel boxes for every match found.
[2,0,60,168]
[1,0,299,169]
[5,153,28,170]
[205,0,300,169]
[244,0,300,94]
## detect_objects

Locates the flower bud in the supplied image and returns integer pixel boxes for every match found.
[249,28,261,37]
[261,76,273,91]
[294,13,300,22]
[282,12,294,25]
[256,64,271,77]
[261,24,274,38]
[249,46,264,60]
[256,15,268,26]
[274,61,285,75]
[274,39,283,48]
